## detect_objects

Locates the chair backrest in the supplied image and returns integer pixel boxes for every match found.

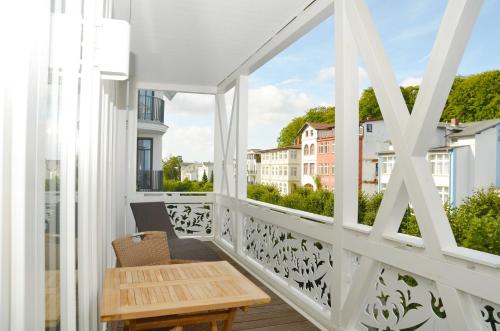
[112,231,171,267]
[130,202,179,239]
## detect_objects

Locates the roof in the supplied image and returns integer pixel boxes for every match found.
[260,145,301,153]
[247,149,263,153]
[378,146,451,156]
[298,122,334,134]
[113,0,325,90]
[448,119,500,138]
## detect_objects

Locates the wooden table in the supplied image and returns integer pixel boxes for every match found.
[100,261,271,331]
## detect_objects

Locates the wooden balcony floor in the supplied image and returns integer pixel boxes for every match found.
[108,242,320,331]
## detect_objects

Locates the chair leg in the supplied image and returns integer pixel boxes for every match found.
[211,320,218,331]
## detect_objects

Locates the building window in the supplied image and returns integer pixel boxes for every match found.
[291,167,297,177]
[284,167,288,176]
[137,138,153,190]
[331,142,335,154]
[310,130,314,137]
[304,163,308,175]
[291,150,297,160]
[310,144,315,155]
[437,186,449,203]
[305,131,309,137]
[366,123,373,132]
[310,163,315,176]
[304,144,309,155]
[331,164,335,175]
[381,156,395,175]
[428,153,449,176]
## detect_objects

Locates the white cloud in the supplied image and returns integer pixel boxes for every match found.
[400,76,422,87]
[164,93,215,115]
[222,84,311,128]
[248,85,311,128]
[162,126,213,162]
[318,66,368,85]
[318,67,335,81]
[276,78,302,86]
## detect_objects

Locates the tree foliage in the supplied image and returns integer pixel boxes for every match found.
[358,70,500,122]
[163,156,183,180]
[442,71,500,121]
[277,106,334,147]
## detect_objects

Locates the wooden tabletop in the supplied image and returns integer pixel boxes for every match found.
[100,261,271,322]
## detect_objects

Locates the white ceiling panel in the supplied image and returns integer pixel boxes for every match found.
[116,0,312,88]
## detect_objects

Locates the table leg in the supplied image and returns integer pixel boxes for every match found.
[128,320,137,331]
[210,321,218,331]
[222,308,237,331]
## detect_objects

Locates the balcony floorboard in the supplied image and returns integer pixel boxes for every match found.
[107,242,320,331]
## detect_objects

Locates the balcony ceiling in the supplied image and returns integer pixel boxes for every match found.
[114,0,315,89]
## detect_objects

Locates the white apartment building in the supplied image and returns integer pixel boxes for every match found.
[181,162,214,181]
[378,119,500,205]
[260,146,301,194]
[247,149,262,184]
[359,120,390,194]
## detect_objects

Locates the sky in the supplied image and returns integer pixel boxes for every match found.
[162,0,500,162]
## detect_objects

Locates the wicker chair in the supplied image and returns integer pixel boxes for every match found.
[112,231,192,267]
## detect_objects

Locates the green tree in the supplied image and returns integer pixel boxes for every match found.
[442,70,500,121]
[359,86,420,121]
[357,70,500,122]
[277,106,334,147]
[209,170,214,183]
[163,156,183,180]
[202,170,208,183]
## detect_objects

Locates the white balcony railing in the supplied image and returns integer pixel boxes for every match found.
[129,191,500,331]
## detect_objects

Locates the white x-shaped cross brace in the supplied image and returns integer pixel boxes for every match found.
[215,76,248,200]
[337,0,485,329]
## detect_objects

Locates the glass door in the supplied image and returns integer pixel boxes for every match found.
[137,138,153,190]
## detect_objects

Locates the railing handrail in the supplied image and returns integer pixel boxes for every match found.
[244,197,334,224]
[137,95,165,122]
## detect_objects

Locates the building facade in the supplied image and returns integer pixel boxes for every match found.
[299,123,334,190]
[247,149,262,184]
[181,162,214,181]
[260,146,301,195]
[136,89,169,191]
[378,119,500,205]
[298,122,362,191]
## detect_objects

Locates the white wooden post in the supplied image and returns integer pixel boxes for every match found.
[333,0,359,327]
[214,93,226,196]
[235,75,248,254]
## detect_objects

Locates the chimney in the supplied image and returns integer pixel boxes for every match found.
[451,118,460,126]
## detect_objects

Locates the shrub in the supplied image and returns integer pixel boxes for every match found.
[450,187,500,253]
[163,179,213,192]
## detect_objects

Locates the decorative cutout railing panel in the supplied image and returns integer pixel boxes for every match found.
[472,297,500,331]
[165,203,213,237]
[219,206,235,246]
[358,265,448,330]
[243,216,333,308]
